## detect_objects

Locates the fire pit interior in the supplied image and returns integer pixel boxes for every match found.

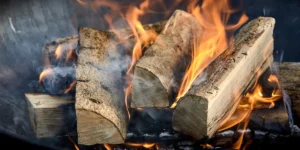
[0,0,300,150]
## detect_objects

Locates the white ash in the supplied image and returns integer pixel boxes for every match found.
[237,128,251,133]
[159,132,173,137]
[254,130,267,138]
[215,130,234,137]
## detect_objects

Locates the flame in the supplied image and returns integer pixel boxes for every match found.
[124,84,132,118]
[39,68,54,83]
[104,144,112,150]
[200,143,213,149]
[219,73,282,149]
[126,143,156,148]
[171,0,248,108]
[68,136,80,150]
[63,80,77,94]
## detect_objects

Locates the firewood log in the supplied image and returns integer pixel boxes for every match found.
[172,17,276,140]
[131,10,203,107]
[277,62,300,126]
[25,93,75,137]
[75,27,127,145]
[75,20,167,145]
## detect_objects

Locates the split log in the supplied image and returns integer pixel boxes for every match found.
[25,93,75,137]
[131,10,203,107]
[172,17,275,139]
[277,62,300,126]
[75,27,127,145]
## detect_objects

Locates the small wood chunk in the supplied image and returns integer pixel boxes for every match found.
[25,93,75,138]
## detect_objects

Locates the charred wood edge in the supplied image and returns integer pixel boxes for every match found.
[41,20,167,69]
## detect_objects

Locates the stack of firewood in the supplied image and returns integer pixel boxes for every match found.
[25,9,300,146]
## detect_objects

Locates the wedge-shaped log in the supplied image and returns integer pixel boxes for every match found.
[76,27,128,145]
[131,10,203,107]
[172,17,276,139]
[25,94,75,137]
[75,20,167,145]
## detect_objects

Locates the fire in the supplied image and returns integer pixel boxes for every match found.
[103,143,156,150]
[39,68,54,83]
[171,0,248,108]
[63,80,77,94]
[55,45,63,59]
[219,73,282,149]
[68,136,80,150]
[126,142,156,148]
[103,144,112,150]
[77,0,164,119]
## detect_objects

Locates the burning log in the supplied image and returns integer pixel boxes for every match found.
[42,21,167,68]
[131,10,203,107]
[25,94,75,137]
[172,17,276,140]
[42,36,79,68]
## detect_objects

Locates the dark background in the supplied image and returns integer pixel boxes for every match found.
[0,0,299,149]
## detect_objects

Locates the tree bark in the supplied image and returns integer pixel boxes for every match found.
[75,27,128,145]
[25,93,75,137]
[277,62,300,126]
[172,17,276,140]
[131,10,203,108]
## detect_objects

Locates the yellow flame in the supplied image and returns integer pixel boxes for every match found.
[39,68,54,83]
[219,73,282,149]
[104,144,112,150]
[171,0,248,108]
[126,143,156,148]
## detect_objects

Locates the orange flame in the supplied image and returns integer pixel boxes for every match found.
[124,84,132,118]
[219,73,282,149]
[104,144,112,150]
[39,68,54,83]
[63,80,77,94]
[55,45,63,59]
[171,0,248,108]
[68,136,80,150]
[77,0,162,119]
[126,143,156,148]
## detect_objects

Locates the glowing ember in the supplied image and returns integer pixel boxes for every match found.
[171,0,248,108]
[126,142,156,148]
